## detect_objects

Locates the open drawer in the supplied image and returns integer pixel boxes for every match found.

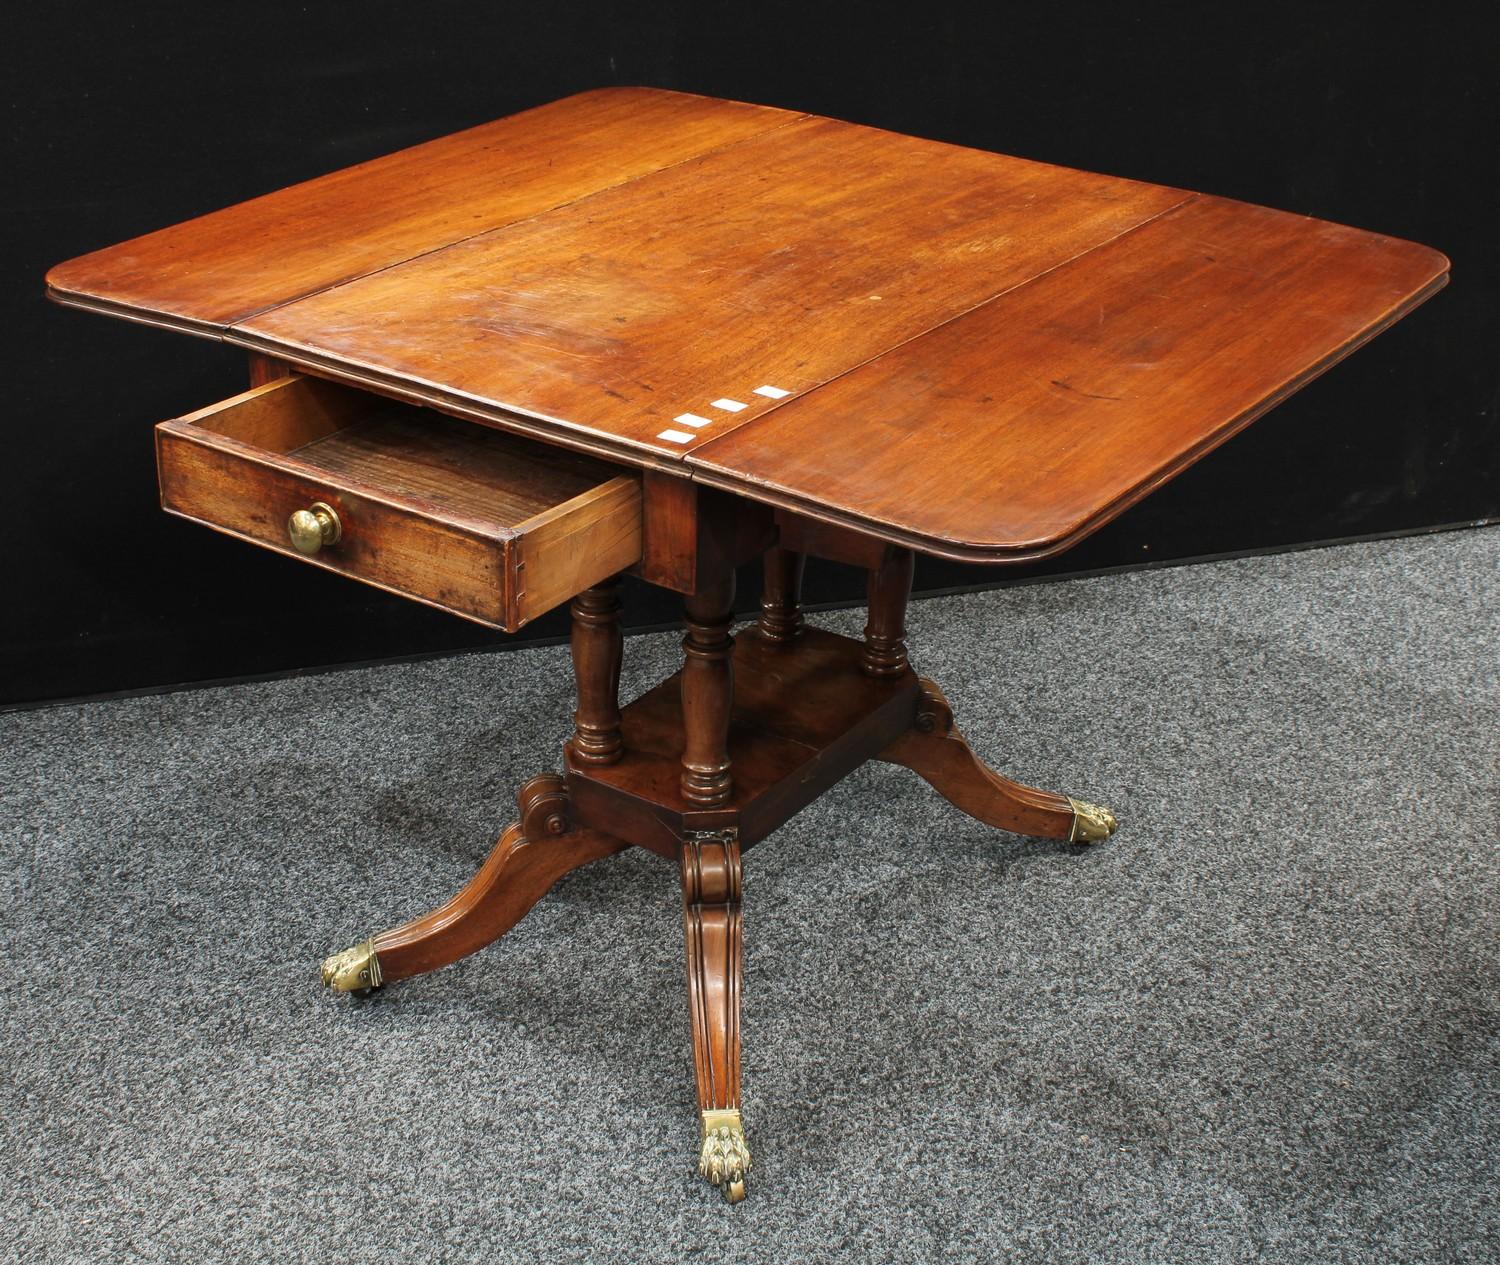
[155,375,642,631]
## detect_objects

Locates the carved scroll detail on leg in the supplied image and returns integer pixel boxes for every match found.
[320,774,627,994]
[681,827,749,1202]
[878,680,1119,843]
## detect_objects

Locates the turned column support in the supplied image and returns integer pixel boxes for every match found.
[862,546,915,677]
[569,577,624,766]
[757,546,806,645]
[680,573,736,806]
[681,827,749,1202]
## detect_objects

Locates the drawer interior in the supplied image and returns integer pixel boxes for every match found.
[184,374,624,529]
[158,374,643,630]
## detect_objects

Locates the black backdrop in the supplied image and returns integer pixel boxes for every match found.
[6,2,1494,708]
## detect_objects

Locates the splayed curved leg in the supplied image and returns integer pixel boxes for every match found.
[321,773,627,993]
[681,827,750,1202]
[878,680,1118,844]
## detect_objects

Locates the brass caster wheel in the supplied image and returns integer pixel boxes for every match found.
[699,1108,751,1203]
[1067,798,1118,844]
[320,939,383,994]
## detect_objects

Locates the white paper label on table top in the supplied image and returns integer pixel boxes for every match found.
[674,412,714,428]
[753,385,791,399]
[710,398,748,412]
[656,429,696,445]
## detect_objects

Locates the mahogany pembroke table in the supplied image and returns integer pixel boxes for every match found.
[47,88,1447,1202]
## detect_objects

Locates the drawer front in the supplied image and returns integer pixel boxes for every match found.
[157,423,515,626]
[155,377,643,630]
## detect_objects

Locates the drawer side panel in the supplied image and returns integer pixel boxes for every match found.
[513,476,643,627]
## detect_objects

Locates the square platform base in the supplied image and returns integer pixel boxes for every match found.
[566,626,918,856]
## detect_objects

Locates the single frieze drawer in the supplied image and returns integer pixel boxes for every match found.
[155,374,642,630]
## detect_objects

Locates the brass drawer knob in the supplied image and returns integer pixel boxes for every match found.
[287,501,342,554]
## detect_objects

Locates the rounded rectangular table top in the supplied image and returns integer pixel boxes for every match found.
[687,194,1447,561]
[47,88,1448,563]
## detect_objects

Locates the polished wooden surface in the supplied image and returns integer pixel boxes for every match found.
[50,89,1446,563]
[679,576,738,807]
[756,546,806,645]
[46,89,795,332]
[879,680,1078,840]
[568,579,625,766]
[565,624,920,856]
[369,774,626,985]
[862,546,915,678]
[691,194,1450,561]
[680,829,744,1118]
[231,115,1183,461]
[343,582,1107,1203]
[245,351,294,388]
[156,375,642,630]
[639,473,774,595]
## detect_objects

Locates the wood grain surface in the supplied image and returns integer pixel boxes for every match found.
[156,376,642,630]
[366,773,627,985]
[680,829,743,1119]
[568,578,626,766]
[690,195,1449,560]
[50,91,1448,563]
[565,625,918,854]
[46,88,798,331]
[231,114,1185,459]
[293,412,618,524]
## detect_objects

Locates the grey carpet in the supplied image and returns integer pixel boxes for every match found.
[3,527,1496,1264]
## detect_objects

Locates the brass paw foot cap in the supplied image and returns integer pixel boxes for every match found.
[699,1108,751,1203]
[1068,798,1119,843]
[320,939,383,993]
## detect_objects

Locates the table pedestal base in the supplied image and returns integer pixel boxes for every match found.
[321,555,1118,1202]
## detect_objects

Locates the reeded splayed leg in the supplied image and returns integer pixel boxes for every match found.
[681,827,750,1202]
[321,774,627,993]
[879,680,1119,843]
